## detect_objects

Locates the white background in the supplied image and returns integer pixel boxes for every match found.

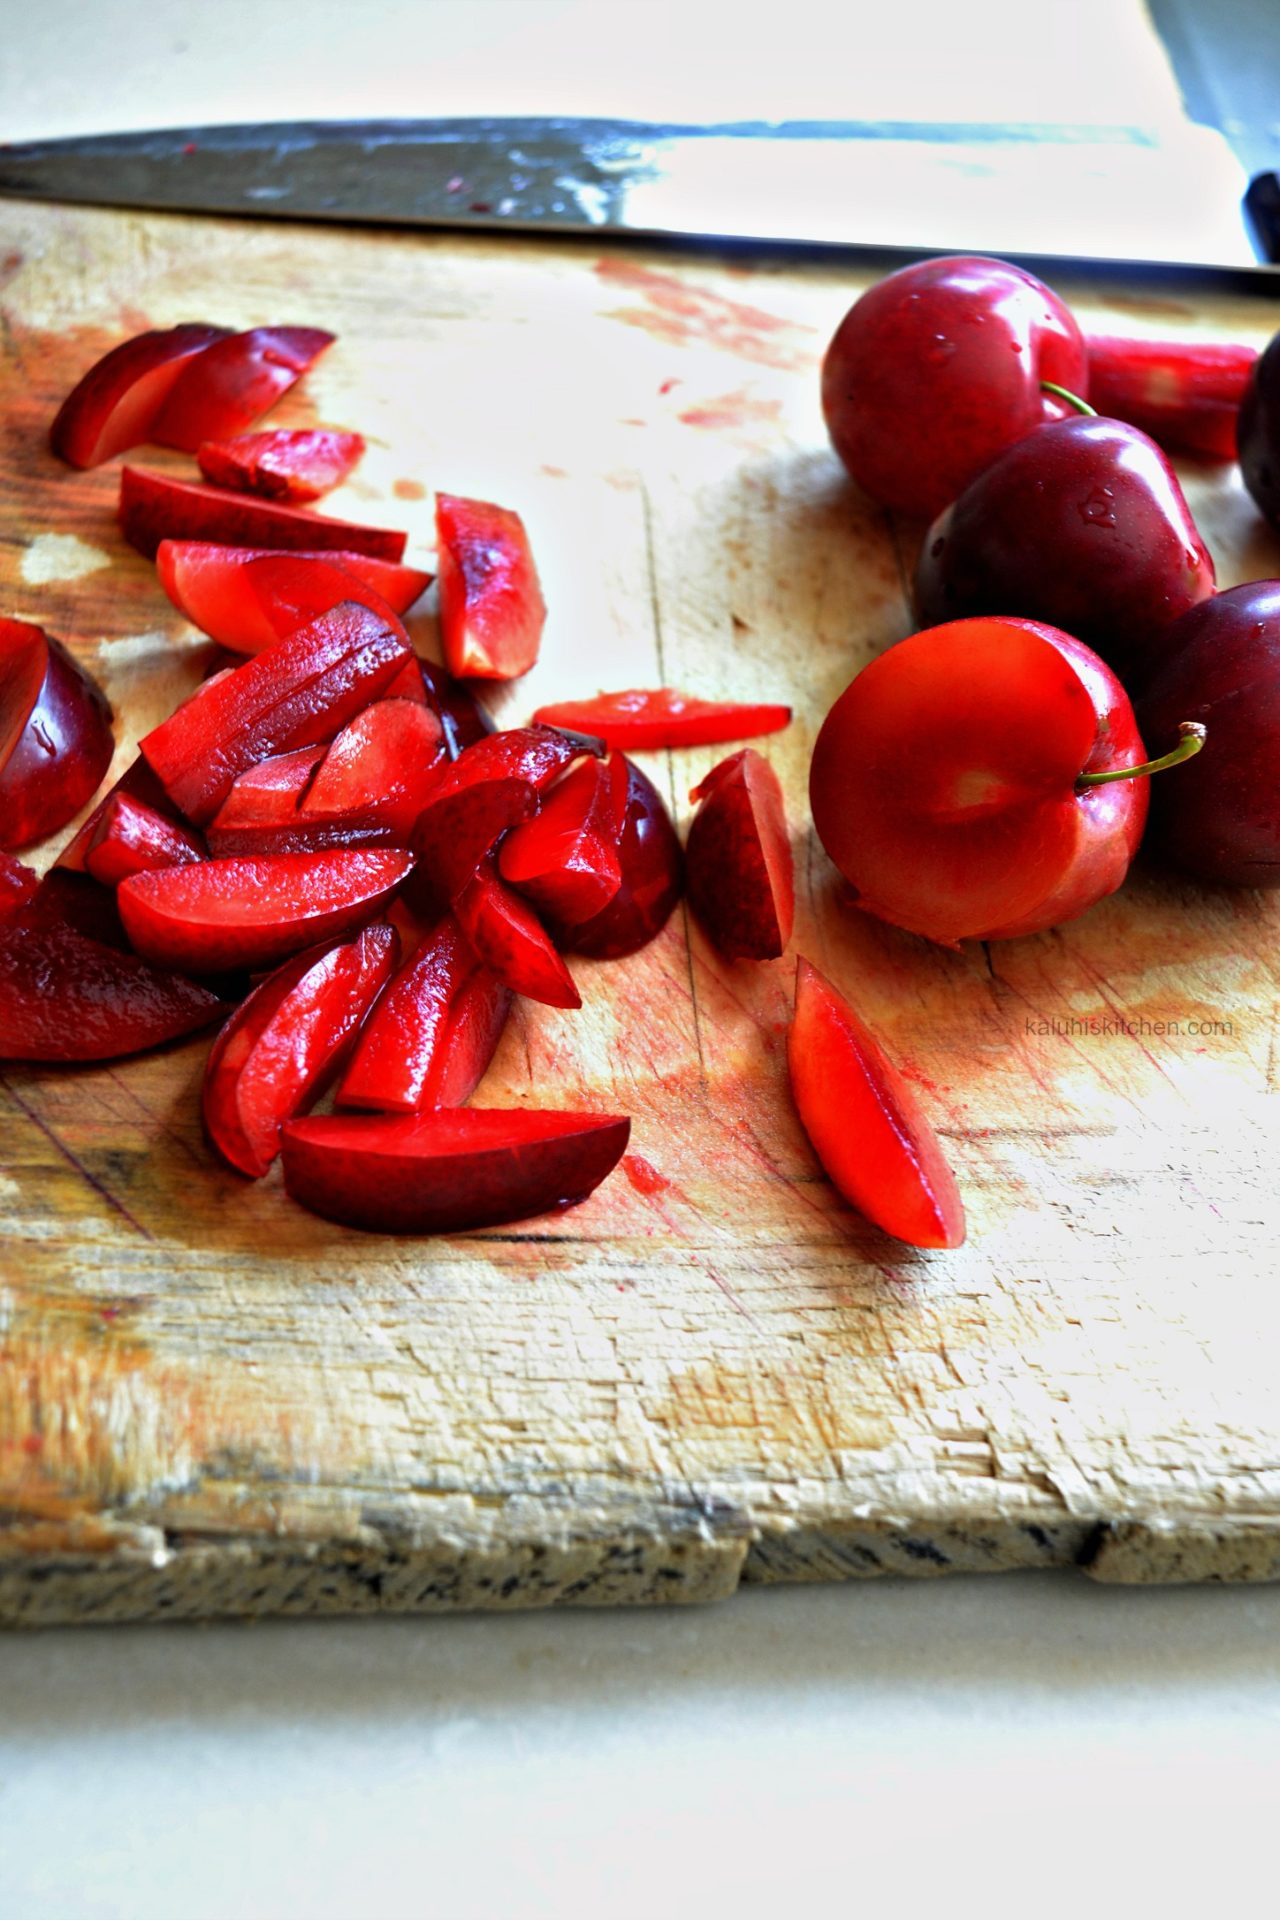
[3,7,1278,1917]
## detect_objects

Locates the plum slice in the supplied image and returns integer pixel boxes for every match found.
[117,846,413,974]
[788,957,965,1251]
[436,492,546,680]
[56,756,183,874]
[150,325,335,450]
[685,749,793,961]
[0,921,226,1061]
[426,724,600,806]
[555,758,683,959]
[531,688,791,750]
[0,617,114,852]
[203,921,397,1177]
[121,468,408,563]
[1084,335,1258,461]
[50,323,232,468]
[455,863,580,1009]
[498,752,628,924]
[280,1106,630,1234]
[300,698,447,840]
[407,776,539,921]
[338,912,511,1112]
[19,866,128,949]
[140,600,411,825]
[84,791,206,887]
[157,542,432,654]
[197,428,365,502]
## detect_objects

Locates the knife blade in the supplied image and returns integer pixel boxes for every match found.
[0,116,1266,276]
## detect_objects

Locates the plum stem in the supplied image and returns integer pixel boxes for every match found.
[1077,720,1206,789]
[1040,380,1096,417]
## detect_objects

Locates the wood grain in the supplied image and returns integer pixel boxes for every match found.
[4,203,1280,1626]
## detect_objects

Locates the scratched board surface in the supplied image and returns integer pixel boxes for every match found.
[3,203,1280,1626]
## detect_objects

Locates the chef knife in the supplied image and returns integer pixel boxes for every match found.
[0,116,1269,277]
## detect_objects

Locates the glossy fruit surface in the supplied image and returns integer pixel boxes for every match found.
[426,724,600,805]
[454,863,581,1008]
[120,467,407,562]
[0,617,114,851]
[821,255,1087,519]
[810,617,1148,944]
[0,921,226,1060]
[118,846,412,974]
[556,758,683,958]
[1239,331,1280,528]
[409,776,538,917]
[686,749,793,961]
[140,601,410,824]
[301,698,447,839]
[531,688,791,750]
[1085,334,1257,460]
[1136,580,1280,886]
[436,492,546,680]
[203,922,396,1176]
[280,1107,630,1234]
[788,957,964,1249]
[914,416,1215,683]
[50,324,232,467]
[337,913,509,1112]
[157,542,431,653]
[84,791,205,887]
[151,325,334,450]
[197,428,365,502]
[498,752,627,925]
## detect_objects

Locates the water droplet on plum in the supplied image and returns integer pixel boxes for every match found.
[1079,487,1117,529]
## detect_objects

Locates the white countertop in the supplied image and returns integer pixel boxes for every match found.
[3,8,1278,1915]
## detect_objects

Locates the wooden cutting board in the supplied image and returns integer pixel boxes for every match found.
[4,201,1280,1627]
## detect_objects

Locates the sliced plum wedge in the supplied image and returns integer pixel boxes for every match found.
[0,920,227,1061]
[117,846,413,975]
[157,542,432,654]
[337,911,511,1113]
[436,492,547,680]
[531,688,791,750]
[788,956,965,1251]
[0,617,114,852]
[50,323,232,468]
[139,600,411,825]
[197,428,365,502]
[280,1106,630,1234]
[300,697,447,841]
[407,775,538,919]
[84,791,206,887]
[498,751,628,925]
[686,749,793,961]
[203,921,398,1177]
[121,468,408,563]
[555,758,682,959]
[454,862,581,1009]
[151,325,335,450]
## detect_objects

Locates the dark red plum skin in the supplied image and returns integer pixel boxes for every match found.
[0,623,114,852]
[914,416,1215,685]
[1136,581,1280,887]
[555,758,682,960]
[1239,332,1280,529]
[821,255,1087,521]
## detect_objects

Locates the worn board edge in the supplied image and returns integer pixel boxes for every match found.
[6,1514,1280,1627]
